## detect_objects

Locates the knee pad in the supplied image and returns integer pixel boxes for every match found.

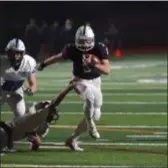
[93,107,101,121]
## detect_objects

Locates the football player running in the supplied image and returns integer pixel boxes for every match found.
[37,25,111,151]
[0,38,37,151]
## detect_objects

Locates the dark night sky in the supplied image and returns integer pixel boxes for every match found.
[0,1,167,50]
[1,1,168,24]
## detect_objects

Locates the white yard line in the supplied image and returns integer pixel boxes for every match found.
[38,88,166,91]
[36,82,167,86]
[126,135,167,139]
[0,164,140,168]
[49,125,167,129]
[36,93,167,96]
[1,111,167,115]
[25,101,167,105]
[15,141,167,147]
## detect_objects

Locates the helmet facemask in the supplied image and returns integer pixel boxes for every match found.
[5,38,25,70]
[6,50,24,70]
[75,36,95,52]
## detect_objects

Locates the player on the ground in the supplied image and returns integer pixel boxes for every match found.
[0,38,37,151]
[37,25,111,151]
[0,81,76,154]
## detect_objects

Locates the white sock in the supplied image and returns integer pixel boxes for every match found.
[71,118,88,141]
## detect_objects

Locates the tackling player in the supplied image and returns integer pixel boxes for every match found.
[0,38,37,151]
[37,25,111,151]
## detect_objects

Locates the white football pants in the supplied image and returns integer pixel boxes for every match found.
[0,87,26,118]
[71,76,103,140]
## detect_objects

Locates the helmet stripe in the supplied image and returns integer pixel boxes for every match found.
[83,25,86,35]
[15,38,19,49]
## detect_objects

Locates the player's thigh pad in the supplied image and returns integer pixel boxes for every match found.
[7,93,26,117]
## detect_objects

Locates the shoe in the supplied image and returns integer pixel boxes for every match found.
[2,146,16,153]
[89,128,100,139]
[0,152,5,156]
[87,120,100,139]
[65,137,84,152]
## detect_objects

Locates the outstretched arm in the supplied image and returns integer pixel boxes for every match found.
[50,83,74,107]
[38,52,64,70]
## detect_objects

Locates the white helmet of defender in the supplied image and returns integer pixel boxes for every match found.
[5,38,25,52]
[75,25,95,52]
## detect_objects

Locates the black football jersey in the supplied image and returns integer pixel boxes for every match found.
[62,42,109,79]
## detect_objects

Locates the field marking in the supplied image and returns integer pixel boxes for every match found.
[49,125,167,134]
[138,79,167,84]
[0,164,144,168]
[24,101,167,105]
[38,88,167,91]
[15,141,167,147]
[35,93,167,96]
[1,111,167,115]
[50,125,167,129]
[35,82,167,86]
[126,135,167,139]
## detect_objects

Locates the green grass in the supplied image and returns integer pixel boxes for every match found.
[1,54,167,167]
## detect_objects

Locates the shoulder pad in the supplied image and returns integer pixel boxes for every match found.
[66,43,75,48]
[98,42,106,48]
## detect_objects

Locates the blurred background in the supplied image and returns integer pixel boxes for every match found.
[0,1,167,61]
[1,2,167,166]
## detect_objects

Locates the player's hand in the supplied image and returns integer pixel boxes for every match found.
[82,54,92,66]
[24,88,34,96]
[82,54,96,69]
[69,77,80,87]
[36,62,45,71]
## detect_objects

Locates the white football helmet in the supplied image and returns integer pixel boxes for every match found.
[5,38,25,52]
[75,25,95,52]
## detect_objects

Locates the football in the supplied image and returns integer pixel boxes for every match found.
[86,54,101,64]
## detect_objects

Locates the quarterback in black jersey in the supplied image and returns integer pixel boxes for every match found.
[38,25,111,151]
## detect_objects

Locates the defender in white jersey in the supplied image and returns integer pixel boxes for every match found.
[0,38,37,151]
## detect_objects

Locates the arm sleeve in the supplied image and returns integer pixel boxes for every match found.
[27,58,37,77]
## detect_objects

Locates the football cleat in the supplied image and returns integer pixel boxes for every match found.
[87,120,100,139]
[2,146,16,153]
[65,137,84,152]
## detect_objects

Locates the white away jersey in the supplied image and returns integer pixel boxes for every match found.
[0,54,36,92]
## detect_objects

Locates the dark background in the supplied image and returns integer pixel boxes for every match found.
[0,1,167,55]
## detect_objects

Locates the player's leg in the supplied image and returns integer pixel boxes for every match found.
[66,81,99,151]
[92,77,103,121]
[75,82,99,138]
[7,88,26,118]
[5,88,25,151]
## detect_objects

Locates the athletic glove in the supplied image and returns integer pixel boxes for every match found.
[24,88,34,96]
[36,62,46,71]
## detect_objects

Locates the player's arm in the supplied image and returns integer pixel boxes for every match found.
[95,43,111,75]
[95,59,111,75]
[25,59,37,96]
[27,74,37,94]
[40,52,64,69]
[38,44,72,71]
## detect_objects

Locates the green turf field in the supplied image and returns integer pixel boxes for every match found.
[1,54,167,167]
